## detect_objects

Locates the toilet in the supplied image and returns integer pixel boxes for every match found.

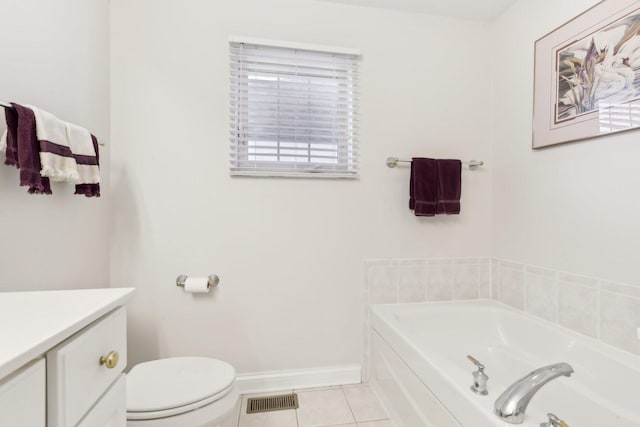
[126,357,241,427]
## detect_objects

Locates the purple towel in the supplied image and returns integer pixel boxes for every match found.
[4,103,52,194]
[409,158,461,216]
[4,106,19,167]
[410,158,438,216]
[74,134,101,198]
[435,159,462,215]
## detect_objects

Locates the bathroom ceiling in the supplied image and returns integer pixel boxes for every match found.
[315,0,517,21]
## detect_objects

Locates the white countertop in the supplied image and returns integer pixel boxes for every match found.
[0,288,135,379]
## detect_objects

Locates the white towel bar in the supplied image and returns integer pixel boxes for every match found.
[0,100,105,146]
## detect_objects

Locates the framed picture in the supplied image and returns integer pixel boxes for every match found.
[533,0,640,148]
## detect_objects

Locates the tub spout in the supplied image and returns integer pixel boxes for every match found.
[494,363,574,424]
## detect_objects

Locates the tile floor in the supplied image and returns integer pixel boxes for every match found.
[237,384,394,427]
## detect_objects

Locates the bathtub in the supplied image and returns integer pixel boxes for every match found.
[369,300,640,427]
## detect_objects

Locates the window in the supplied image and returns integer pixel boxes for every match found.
[229,37,359,177]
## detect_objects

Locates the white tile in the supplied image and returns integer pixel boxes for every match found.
[364,259,391,295]
[479,263,491,298]
[599,291,640,356]
[497,259,525,271]
[426,263,454,301]
[238,394,298,427]
[397,260,426,303]
[525,271,557,322]
[369,263,398,304]
[296,388,356,427]
[557,272,598,287]
[357,420,395,427]
[364,259,393,269]
[342,385,388,422]
[525,265,556,276]
[426,258,453,266]
[453,263,480,300]
[454,257,480,264]
[491,259,501,300]
[601,281,640,299]
[238,410,298,427]
[499,267,525,310]
[558,280,598,338]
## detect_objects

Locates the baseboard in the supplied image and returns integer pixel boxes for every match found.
[236,364,362,394]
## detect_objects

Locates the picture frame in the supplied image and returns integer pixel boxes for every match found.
[533,0,640,148]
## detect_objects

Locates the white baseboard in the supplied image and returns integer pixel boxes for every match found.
[236,364,361,394]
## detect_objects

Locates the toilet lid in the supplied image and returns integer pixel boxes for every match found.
[127,357,236,412]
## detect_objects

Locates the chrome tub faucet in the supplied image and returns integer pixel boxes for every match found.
[494,363,574,424]
[541,413,570,427]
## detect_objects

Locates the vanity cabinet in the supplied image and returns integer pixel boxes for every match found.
[0,358,46,427]
[0,288,134,427]
[48,307,127,427]
[76,375,126,427]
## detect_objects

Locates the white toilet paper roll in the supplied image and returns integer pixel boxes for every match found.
[183,277,210,293]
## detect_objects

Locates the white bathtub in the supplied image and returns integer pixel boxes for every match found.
[369,300,640,427]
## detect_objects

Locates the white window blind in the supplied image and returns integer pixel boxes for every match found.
[229,39,359,177]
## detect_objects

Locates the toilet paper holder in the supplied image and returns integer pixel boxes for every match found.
[176,274,220,289]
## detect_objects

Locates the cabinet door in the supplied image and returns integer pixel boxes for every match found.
[48,307,127,427]
[77,374,126,427]
[0,358,46,427]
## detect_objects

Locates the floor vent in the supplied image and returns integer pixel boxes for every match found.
[246,393,299,414]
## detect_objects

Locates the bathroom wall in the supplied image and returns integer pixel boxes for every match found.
[0,0,110,291]
[490,0,640,359]
[491,0,640,285]
[110,0,494,374]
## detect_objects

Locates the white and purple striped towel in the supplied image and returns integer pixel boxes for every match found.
[0,129,7,153]
[28,105,100,186]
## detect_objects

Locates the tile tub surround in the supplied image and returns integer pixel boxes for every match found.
[362,257,491,380]
[492,258,640,357]
[364,258,492,306]
[237,385,393,427]
[363,257,640,381]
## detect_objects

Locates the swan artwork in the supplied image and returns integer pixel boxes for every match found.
[556,11,640,123]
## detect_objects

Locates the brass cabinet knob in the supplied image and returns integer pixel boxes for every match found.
[99,351,119,369]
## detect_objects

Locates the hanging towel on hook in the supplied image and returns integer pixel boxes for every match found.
[1,106,18,164]
[0,129,7,153]
[2,103,52,194]
[74,134,100,197]
[409,158,461,216]
[29,105,80,182]
[410,158,438,216]
[435,159,462,214]
[28,105,100,197]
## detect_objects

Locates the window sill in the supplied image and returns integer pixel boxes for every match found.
[229,171,359,179]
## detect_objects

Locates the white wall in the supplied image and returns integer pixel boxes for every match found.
[491,0,640,285]
[110,0,493,373]
[0,0,110,291]
[5,0,635,379]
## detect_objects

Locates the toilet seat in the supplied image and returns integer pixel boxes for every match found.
[126,357,236,421]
